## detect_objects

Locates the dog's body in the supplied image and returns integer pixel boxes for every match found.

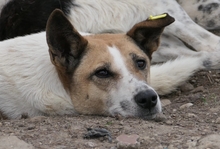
[0,1,220,119]
[0,10,177,119]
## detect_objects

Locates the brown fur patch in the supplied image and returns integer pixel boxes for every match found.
[68,34,151,115]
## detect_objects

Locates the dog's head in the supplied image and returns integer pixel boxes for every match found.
[46,9,174,119]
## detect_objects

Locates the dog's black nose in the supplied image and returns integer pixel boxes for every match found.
[134,90,158,109]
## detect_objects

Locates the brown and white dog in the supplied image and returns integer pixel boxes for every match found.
[0,10,175,119]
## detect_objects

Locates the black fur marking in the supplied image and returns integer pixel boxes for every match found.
[203,59,212,69]
[160,43,170,48]
[206,20,216,28]
[0,0,77,41]
[198,3,219,14]
[120,101,129,111]
[194,17,198,23]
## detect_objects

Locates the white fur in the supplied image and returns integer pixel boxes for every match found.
[0,0,9,10]
[0,28,218,119]
[178,0,220,30]
[151,56,203,95]
[0,32,75,119]
[68,0,220,63]
[107,46,161,117]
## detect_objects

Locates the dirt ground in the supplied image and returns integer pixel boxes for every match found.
[0,32,220,149]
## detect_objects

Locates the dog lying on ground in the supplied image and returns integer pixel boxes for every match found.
[0,1,220,119]
[0,0,219,94]
[0,9,175,119]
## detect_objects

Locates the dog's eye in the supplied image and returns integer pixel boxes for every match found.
[136,60,146,70]
[95,69,111,78]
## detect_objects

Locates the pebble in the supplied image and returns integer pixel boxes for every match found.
[165,120,173,125]
[186,136,201,148]
[180,103,193,109]
[215,79,220,82]
[154,113,167,122]
[187,113,198,118]
[215,117,220,124]
[190,79,196,83]
[116,134,140,149]
[172,109,177,113]
[30,116,47,122]
[0,136,34,149]
[167,144,175,149]
[85,142,97,148]
[179,82,194,92]
[197,134,220,148]
[191,86,205,93]
[210,108,219,112]
[161,99,171,107]
[27,124,36,130]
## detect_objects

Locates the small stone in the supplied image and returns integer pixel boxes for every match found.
[187,113,198,118]
[186,136,201,148]
[154,145,163,149]
[153,113,167,122]
[197,134,220,148]
[167,144,175,149]
[0,136,34,149]
[210,108,219,112]
[27,124,36,130]
[179,83,194,92]
[116,134,140,149]
[85,142,97,148]
[30,116,47,122]
[165,120,173,125]
[191,80,196,83]
[180,103,193,109]
[215,79,220,82]
[161,99,171,107]
[191,86,205,93]
[215,117,220,124]
[172,109,177,113]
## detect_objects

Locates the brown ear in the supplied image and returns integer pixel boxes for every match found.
[127,13,175,59]
[46,9,88,73]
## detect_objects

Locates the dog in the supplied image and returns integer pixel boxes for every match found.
[0,0,220,95]
[0,0,219,94]
[0,0,220,119]
[0,9,176,119]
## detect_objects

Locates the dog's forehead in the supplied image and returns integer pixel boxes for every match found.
[78,34,150,81]
[84,34,147,57]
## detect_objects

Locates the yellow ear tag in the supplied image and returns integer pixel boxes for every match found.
[148,14,167,20]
